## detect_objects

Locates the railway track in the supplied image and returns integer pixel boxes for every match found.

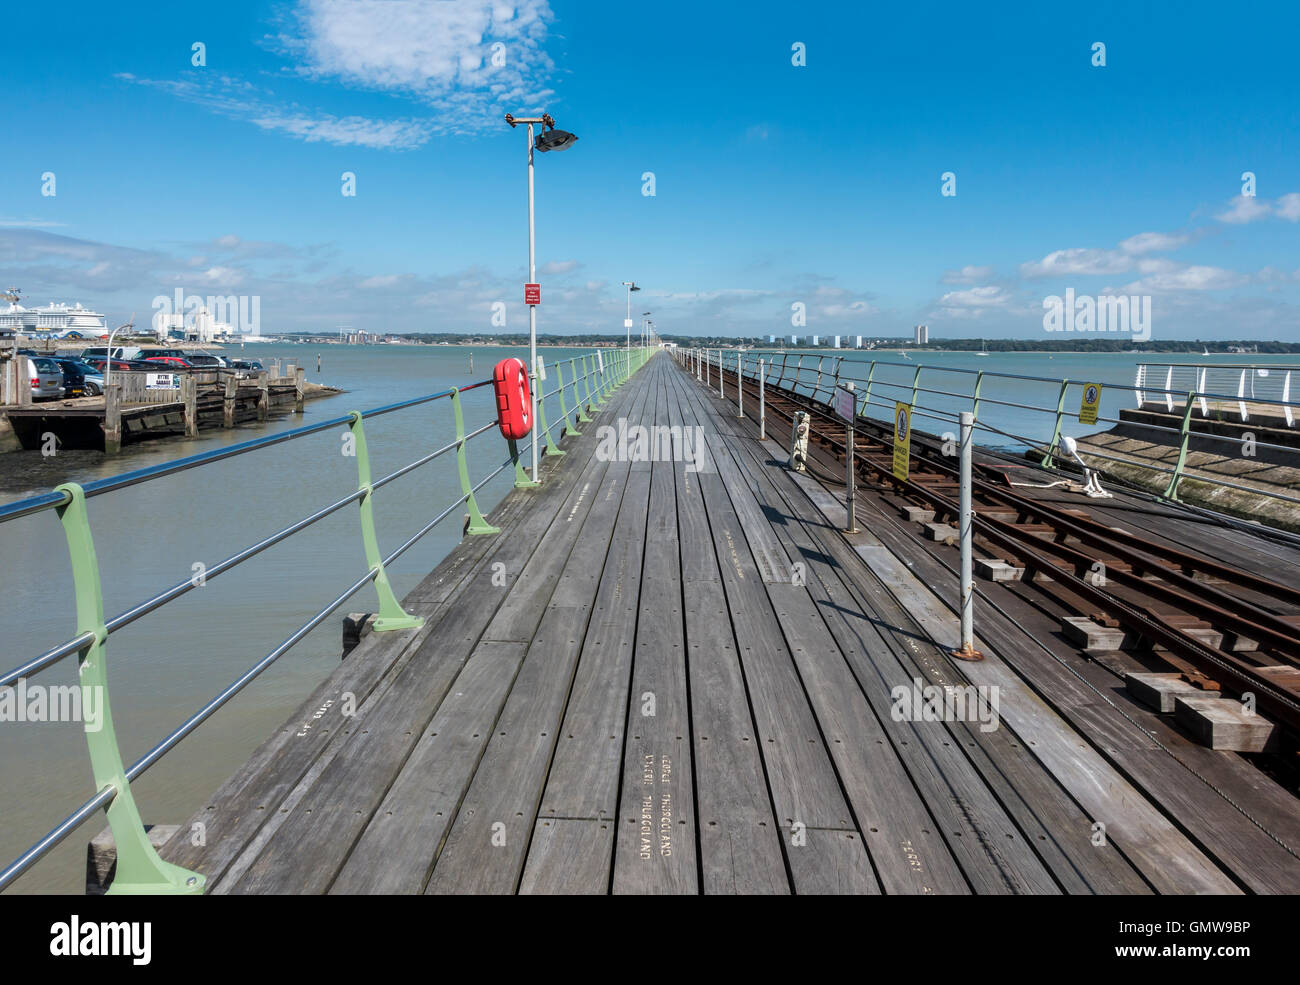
[715,362,1300,737]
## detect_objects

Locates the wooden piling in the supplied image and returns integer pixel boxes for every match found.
[183,375,198,437]
[103,384,122,453]
[223,373,238,428]
[295,366,306,414]
[257,371,269,421]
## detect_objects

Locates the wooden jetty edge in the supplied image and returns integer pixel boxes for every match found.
[154,353,1300,894]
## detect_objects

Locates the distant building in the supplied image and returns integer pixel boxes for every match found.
[914,325,929,345]
[812,335,820,346]
[855,336,863,348]
[791,335,798,344]
[769,335,776,344]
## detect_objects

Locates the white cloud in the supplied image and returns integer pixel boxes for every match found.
[1276,193,1300,222]
[1123,264,1247,293]
[942,265,995,285]
[1216,194,1272,225]
[540,259,580,275]
[275,0,557,130]
[360,274,401,288]
[1118,231,1189,254]
[1020,248,1133,278]
[937,285,1011,317]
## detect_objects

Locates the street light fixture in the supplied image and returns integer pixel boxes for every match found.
[621,281,639,354]
[504,111,578,485]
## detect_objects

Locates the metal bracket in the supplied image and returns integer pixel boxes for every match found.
[347,412,424,631]
[55,482,205,895]
[451,388,503,529]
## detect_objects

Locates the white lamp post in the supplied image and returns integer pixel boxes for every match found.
[505,112,577,484]
[621,281,639,355]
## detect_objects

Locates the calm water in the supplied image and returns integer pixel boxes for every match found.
[1,344,1293,893]
[0,343,599,893]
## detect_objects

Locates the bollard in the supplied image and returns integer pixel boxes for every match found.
[953,411,983,660]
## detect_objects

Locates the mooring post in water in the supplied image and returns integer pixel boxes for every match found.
[182,375,198,438]
[295,367,306,414]
[223,373,237,428]
[103,384,122,454]
[256,371,269,422]
[954,410,983,661]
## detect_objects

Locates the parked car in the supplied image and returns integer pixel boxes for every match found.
[82,356,159,374]
[184,353,226,369]
[26,356,66,400]
[227,358,267,377]
[137,348,190,360]
[49,357,102,397]
[143,355,194,369]
[79,345,142,362]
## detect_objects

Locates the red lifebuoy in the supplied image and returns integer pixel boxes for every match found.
[493,358,532,440]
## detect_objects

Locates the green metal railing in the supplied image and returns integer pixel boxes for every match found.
[0,346,650,895]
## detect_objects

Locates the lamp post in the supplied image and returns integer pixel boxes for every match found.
[621,281,639,355]
[505,112,578,484]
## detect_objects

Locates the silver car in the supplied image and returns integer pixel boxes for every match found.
[27,356,66,400]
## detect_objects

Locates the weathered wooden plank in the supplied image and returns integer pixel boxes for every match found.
[519,818,614,895]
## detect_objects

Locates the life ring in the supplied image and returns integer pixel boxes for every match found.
[493,358,532,440]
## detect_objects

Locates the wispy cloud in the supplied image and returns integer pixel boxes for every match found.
[118,1,559,149]
[1214,193,1299,225]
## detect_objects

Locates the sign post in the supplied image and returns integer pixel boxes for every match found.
[835,383,858,532]
[1079,382,1102,426]
[954,411,983,661]
[759,358,766,440]
[737,353,744,418]
[892,402,912,482]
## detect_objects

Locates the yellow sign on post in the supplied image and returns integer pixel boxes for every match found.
[893,402,912,481]
[1079,382,1102,426]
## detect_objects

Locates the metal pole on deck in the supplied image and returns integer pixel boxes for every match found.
[759,358,766,440]
[845,381,857,533]
[719,350,724,399]
[737,352,744,418]
[954,410,983,660]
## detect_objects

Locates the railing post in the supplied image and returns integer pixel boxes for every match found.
[737,352,744,418]
[1041,379,1070,468]
[759,358,766,440]
[451,387,506,525]
[953,413,982,661]
[576,358,594,424]
[1163,390,1197,501]
[862,361,877,415]
[910,364,922,408]
[535,376,564,457]
[971,369,985,421]
[54,482,206,894]
[347,411,425,630]
[555,361,580,437]
[594,353,609,405]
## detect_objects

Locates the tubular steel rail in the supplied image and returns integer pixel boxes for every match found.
[0,346,652,895]
[684,347,1300,508]
[681,348,1300,737]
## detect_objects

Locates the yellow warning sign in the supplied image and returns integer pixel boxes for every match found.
[1079,382,1102,426]
[892,402,912,481]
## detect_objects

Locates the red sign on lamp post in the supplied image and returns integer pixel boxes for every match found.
[524,283,541,305]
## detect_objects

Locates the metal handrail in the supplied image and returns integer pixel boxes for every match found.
[0,345,649,894]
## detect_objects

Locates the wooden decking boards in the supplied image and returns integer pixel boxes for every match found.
[156,354,1300,894]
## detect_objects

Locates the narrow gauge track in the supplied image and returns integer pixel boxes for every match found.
[712,363,1300,736]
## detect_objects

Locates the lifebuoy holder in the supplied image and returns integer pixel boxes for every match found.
[493,357,533,440]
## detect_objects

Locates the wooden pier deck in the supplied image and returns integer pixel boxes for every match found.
[156,353,1300,894]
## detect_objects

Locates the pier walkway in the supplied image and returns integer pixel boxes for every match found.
[156,353,1300,894]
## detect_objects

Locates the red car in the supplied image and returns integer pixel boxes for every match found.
[143,356,194,369]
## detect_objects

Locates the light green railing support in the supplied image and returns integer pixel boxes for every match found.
[55,482,205,895]
[576,358,594,424]
[971,370,985,421]
[1163,390,1197,501]
[347,412,424,631]
[508,436,537,488]
[862,361,877,415]
[1042,379,1071,467]
[451,387,506,525]
[594,355,609,404]
[556,362,580,437]
[535,381,564,457]
[585,356,599,412]
[910,364,923,408]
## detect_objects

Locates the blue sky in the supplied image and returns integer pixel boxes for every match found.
[2,0,1298,340]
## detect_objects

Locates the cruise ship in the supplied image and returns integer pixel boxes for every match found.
[0,291,108,337]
